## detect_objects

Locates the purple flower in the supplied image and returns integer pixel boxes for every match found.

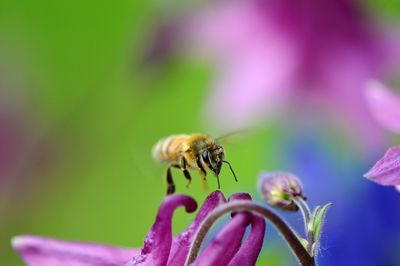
[364,81,400,190]
[12,191,266,266]
[364,146,400,187]
[151,0,400,149]
[11,236,139,266]
[258,171,306,211]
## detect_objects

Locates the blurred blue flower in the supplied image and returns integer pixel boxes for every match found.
[280,130,400,265]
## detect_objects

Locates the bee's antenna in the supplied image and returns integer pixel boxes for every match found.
[216,174,221,189]
[223,160,238,182]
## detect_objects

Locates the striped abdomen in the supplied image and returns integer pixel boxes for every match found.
[152,135,189,164]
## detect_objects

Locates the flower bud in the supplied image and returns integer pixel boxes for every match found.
[258,171,306,211]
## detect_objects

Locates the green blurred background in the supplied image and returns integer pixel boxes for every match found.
[0,0,399,265]
[0,0,281,264]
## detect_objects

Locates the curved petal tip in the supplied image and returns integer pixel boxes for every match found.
[167,191,226,266]
[127,194,197,266]
[364,146,400,186]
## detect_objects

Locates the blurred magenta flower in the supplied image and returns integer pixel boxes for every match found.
[0,88,58,217]
[152,0,400,149]
[0,91,36,184]
[13,191,266,266]
[364,81,400,190]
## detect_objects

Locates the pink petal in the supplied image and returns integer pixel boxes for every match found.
[12,235,138,266]
[227,192,266,266]
[192,213,251,266]
[227,193,252,217]
[228,193,265,266]
[192,193,253,266]
[365,81,400,133]
[125,194,197,266]
[228,193,252,202]
[364,146,400,186]
[168,191,226,266]
[228,215,266,266]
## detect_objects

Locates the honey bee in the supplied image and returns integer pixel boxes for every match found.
[152,134,238,194]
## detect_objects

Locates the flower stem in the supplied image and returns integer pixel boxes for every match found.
[292,196,313,253]
[184,201,315,266]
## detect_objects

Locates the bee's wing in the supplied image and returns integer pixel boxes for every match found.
[215,128,252,142]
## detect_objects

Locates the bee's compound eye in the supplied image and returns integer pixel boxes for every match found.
[202,151,209,162]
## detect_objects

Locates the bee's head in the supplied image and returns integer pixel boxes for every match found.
[202,144,224,175]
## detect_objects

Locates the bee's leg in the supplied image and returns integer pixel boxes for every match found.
[180,157,192,188]
[166,166,175,195]
[196,156,208,192]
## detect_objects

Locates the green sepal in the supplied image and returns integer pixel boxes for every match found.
[309,203,332,255]
[307,205,321,232]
